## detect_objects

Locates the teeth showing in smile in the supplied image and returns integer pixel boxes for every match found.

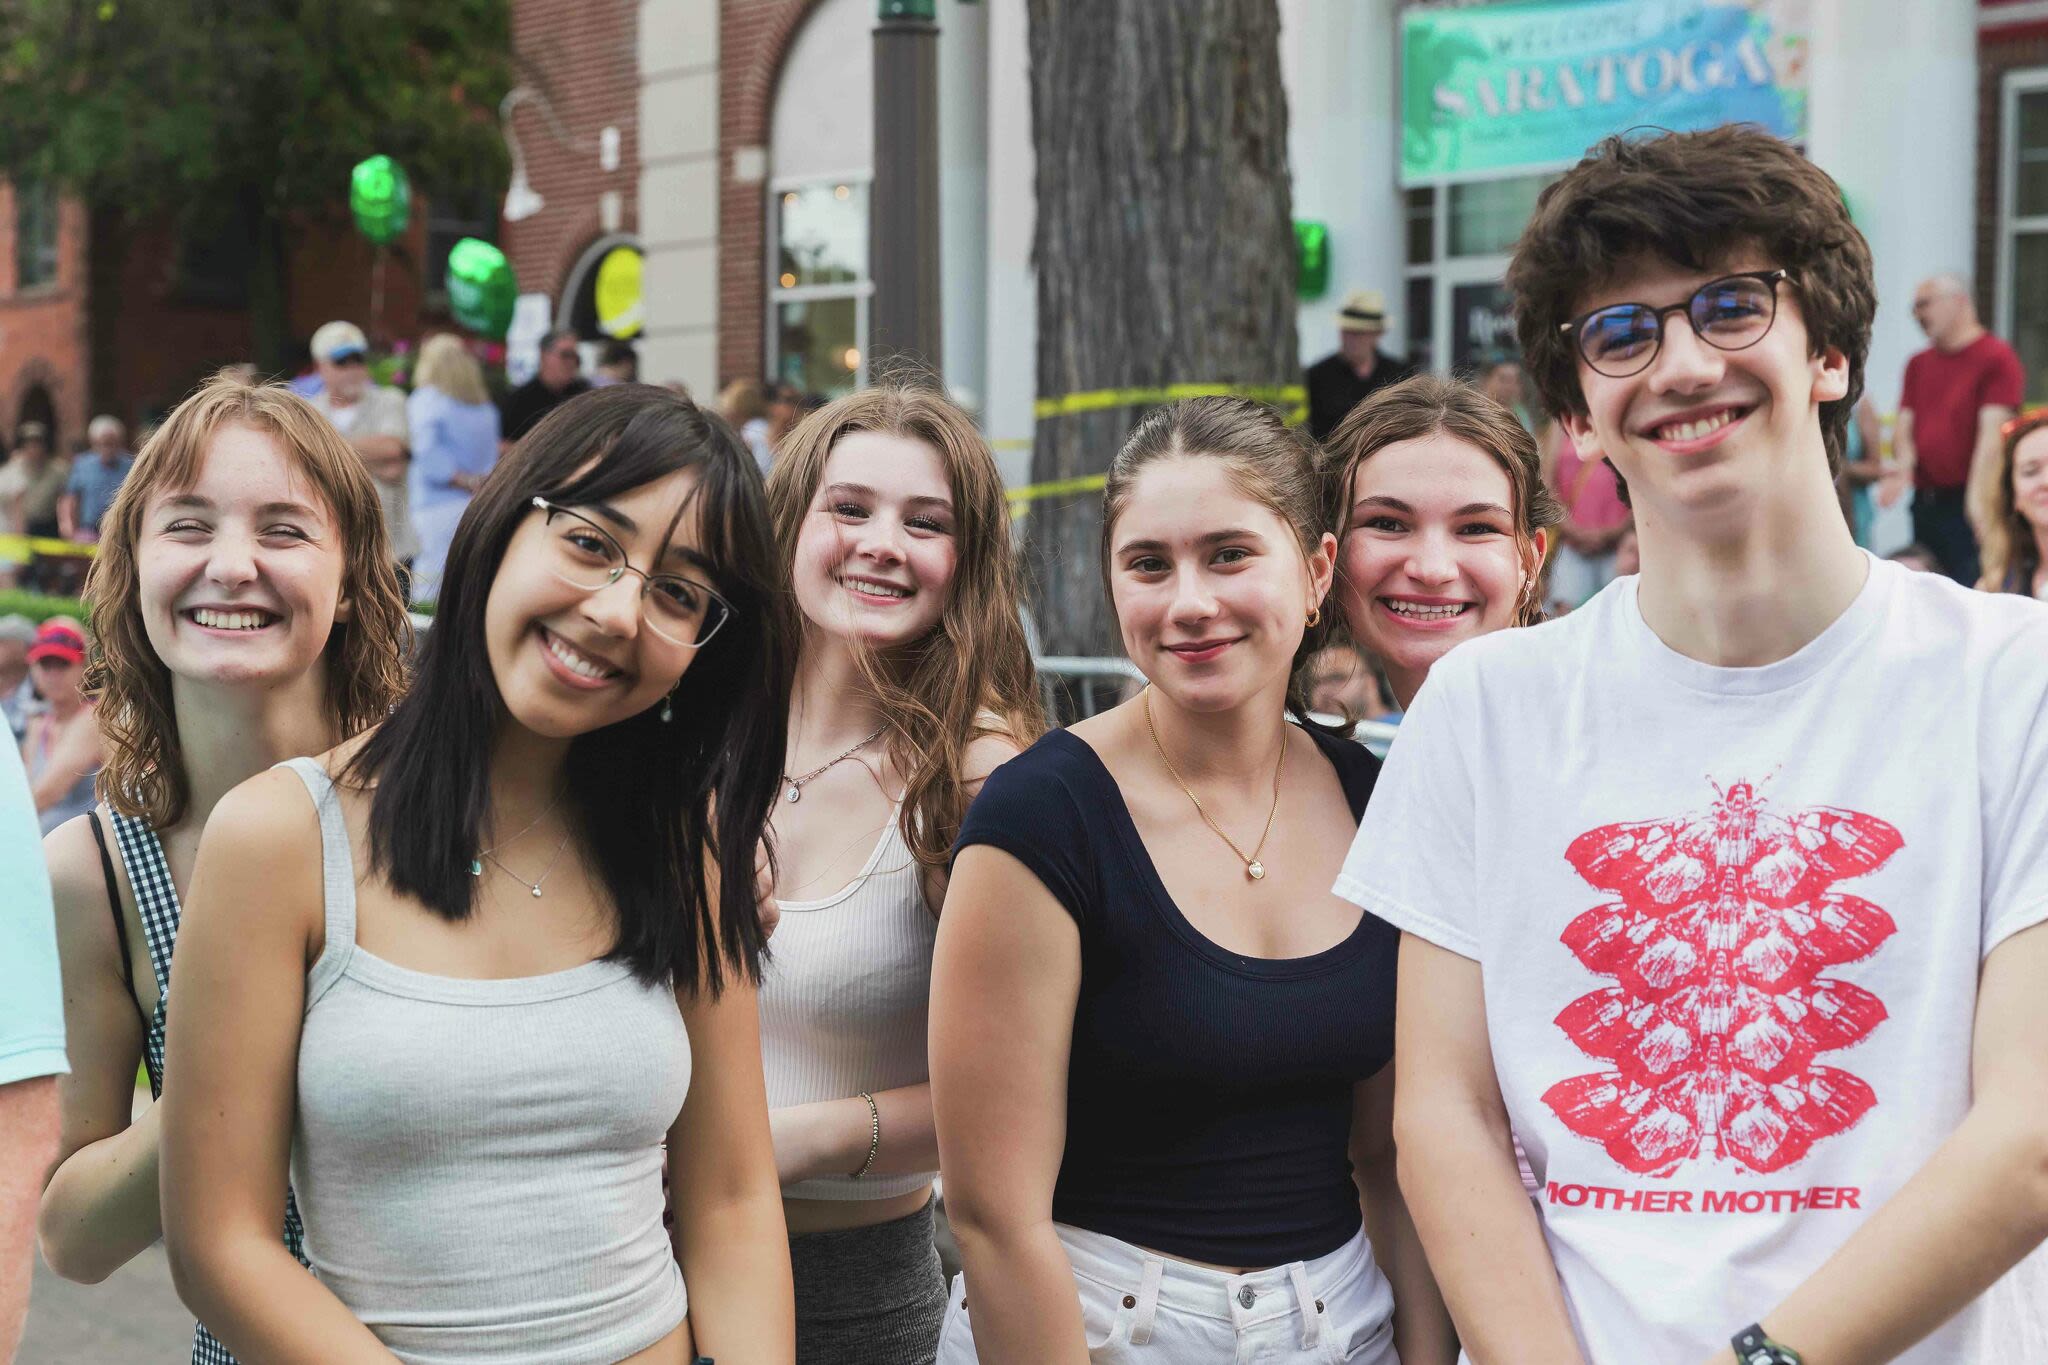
[1654,408,1740,442]
[191,609,273,631]
[1383,601,1468,621]
[842,576,911,599]
[545,630,618,680]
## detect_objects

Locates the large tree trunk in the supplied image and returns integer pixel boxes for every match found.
[1024,0,1298,657]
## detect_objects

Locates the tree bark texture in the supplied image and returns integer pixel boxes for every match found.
[1025,0,1298,657]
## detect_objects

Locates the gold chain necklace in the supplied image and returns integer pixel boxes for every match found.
[781,726,886,803]
[1142,685,1287,882]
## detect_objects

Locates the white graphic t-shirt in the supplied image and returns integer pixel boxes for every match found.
[1336,553,2048,1365]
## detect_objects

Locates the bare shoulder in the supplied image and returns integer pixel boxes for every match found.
[43,812,112,913]
[196,769,327,896]
[960,730,1027,793]
[43,812,124,970]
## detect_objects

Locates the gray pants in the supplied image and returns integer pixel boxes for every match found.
[792,1199,947,1365]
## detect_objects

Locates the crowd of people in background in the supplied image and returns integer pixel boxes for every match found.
[2,123,2046,1365]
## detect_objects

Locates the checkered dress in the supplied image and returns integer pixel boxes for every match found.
[110,811,311,1365]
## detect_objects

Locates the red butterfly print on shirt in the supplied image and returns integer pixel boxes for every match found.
[1543,782,1901,1177]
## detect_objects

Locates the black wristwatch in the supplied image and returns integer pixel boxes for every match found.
[1731,1324,1803,1364]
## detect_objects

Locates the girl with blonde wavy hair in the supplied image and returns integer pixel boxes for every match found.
[758,380,1044,1364]
[37,370,409,1365]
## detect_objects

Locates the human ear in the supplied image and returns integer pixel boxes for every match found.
[1812,344,1851,404]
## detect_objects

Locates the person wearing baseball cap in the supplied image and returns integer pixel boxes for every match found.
[21,618,98,834]
[308,319,418,588]
[1305,287,1417,441]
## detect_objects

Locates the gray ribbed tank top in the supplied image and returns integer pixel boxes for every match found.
[280,757,691,1365]
[758,804,938,1200]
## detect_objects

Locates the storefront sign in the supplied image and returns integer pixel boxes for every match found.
[1451,281,1519,373]
[1401,0,1809,185]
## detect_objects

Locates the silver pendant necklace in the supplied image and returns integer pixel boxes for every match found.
[474,831,573,898]
[780,726,885,803]
[468,792,565,895]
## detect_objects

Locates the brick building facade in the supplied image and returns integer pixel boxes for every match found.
[505,0,643,324]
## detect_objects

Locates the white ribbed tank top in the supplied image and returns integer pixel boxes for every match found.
[759,803,938,1200]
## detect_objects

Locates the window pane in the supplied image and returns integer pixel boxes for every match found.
[1406,187,1435,265]
[1448,173,1551,259]
[775,181,868,289]
[2010,232,2048,404]
[15,181,57,290]
[2018,92,2048,219]
[1405,276,1435,374]
[776,296,862,398]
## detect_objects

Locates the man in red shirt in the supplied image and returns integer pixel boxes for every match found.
[1896,274,2024,583]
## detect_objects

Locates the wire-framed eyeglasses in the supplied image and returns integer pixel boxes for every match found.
[1561,270,1794,378]
[529,496,732,648]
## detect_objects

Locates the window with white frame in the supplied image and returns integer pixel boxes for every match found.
[14,179,58,292]
[768,176,873,397]
[1402,172,1555,377]
[1999,69,2048,405]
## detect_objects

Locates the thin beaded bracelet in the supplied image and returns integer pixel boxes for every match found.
[849,1091,881,1179]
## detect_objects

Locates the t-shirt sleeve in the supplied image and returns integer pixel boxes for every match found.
[1332,656,1482,960]
[1986,342,2025,411]
[1982,624,2048,955]
[1899,353,1925,416]
[0,734,66,1084]
[952,745,1098,926]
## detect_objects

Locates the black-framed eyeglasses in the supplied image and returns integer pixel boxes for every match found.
[529,497,732,648]
[1561,270,1794,378]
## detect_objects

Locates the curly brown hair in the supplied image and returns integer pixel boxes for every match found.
[1321,373,1564,628]
[86,370,412,828]
[766,382,1047,875]
[1507,126,1875,480]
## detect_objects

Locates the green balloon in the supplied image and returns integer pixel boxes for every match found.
[350,155,411,245]
[446,237,517,339]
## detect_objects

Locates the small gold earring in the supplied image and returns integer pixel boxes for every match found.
[1306,606,1321,628]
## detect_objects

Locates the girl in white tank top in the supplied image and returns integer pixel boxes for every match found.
[758,384,1044,1365]
[159,387,799,1364]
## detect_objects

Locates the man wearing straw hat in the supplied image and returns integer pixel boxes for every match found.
[1306,287,1417,440]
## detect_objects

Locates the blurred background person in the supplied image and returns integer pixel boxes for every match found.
[499,327,589,445]
[58,416,135,545]
[1541,424,1629,613]
[1304,641,1396,724]
[1475,356,1534,433]
[21,618,100,834]
[1834,394,1888,546]
[1979,409,2048,600]
[1888,542,1943,573]
[0,422,67,540]
[1611,523,1640,579]
[1897,273,2021,584]
[719,379,771,472]
[0,614,36,741]
[592,340,639,387]
[407,333,501,604]
[1306,288,1416,441]
[308,320,416,583]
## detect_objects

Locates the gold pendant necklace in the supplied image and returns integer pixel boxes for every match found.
[1142,685,1287,881]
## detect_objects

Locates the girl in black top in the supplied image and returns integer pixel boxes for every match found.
[930,398,1452,1364]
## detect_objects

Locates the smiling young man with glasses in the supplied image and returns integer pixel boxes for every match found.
[1335,127,2048,1364]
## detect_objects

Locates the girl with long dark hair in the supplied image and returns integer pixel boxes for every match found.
[160,385,797,1364]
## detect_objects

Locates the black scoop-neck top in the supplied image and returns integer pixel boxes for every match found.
[952,724,1398,1267]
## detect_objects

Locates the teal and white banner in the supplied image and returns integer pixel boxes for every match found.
[1402,0,1809,186]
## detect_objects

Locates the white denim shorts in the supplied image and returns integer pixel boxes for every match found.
[935,1221,1398,1364]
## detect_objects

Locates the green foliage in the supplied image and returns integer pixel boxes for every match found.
[0,0,511,231]
[0,587,86,623]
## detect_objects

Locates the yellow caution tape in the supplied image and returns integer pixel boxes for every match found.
[1032,383,1306,420]
[0,533,97,559]
[1003,383,1309,510]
